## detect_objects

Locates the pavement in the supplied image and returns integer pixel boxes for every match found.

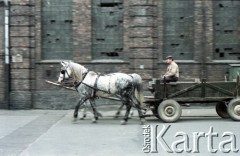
[0,105,240,156]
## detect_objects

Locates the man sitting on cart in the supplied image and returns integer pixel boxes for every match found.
[160,56,179,83]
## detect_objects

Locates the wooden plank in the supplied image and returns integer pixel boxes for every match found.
[172,97,233,103]
[205,83,234,96]
[168,83,201,98]
[45,80,76,91]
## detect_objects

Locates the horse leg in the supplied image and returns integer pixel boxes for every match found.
[73,98,87,121]
[89,99,100,123]
[80,104,87,120]
[130,96,145,125]
[129,109,134,119]
[115,103,134,119]
[114,103,124,118]
[121,103,132,125]
[92,100,103,118]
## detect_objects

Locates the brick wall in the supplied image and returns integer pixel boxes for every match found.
[0,0,238,109]
[8,0,35,109]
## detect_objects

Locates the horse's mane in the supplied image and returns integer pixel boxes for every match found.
[69,62,87,82]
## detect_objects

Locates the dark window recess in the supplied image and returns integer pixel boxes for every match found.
[106,25,117,28]
[180,35,184,39]
[64,20,73,23]
[219,4,224,8]
[100,3,120,7]
[101,52,119,57]
[46,70,51,77]
[224,48,233,52]
[219,53,224,57]
[224,30,233,34]
[229,52,239,55]
[171,43,180,47]
[215,48,220,53]
[180,17,184,20]
[96,39,105,41]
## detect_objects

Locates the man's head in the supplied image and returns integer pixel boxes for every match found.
[166,56,174,64]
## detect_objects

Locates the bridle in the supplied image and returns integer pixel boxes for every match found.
[60,65,71,81]
[59,64,89,89]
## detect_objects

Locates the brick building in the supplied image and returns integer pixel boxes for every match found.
[0,0,239,109]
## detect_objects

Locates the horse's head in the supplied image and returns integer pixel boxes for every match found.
[58,61,88,83]
[58,61,72,83]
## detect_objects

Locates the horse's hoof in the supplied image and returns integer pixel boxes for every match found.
[120,120,127,125]
[140,118,146,125]
[114,115,119,119]
[114,112,121,119]
[97,112,103,118]
[92,118,97,123]
[72,118,78,122]
[73,114,78,118]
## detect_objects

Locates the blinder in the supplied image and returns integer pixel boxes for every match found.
[60,66,71,81]
[60,69,65,74]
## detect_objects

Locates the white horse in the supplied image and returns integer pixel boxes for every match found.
[58,61,145,125]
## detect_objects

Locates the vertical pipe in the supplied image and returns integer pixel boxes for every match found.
[4,0,10,109]
[4,0,9,64]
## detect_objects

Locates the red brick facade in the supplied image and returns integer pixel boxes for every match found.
[0,0,239,109]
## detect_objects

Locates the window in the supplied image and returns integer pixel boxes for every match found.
[213,0,240,60]
[42,0,73,60]
[92,0,124,60]
[163,0,194,60]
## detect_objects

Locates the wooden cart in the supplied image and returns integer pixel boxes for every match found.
[144,76,240,123]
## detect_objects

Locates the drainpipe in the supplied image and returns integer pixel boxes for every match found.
[4,0,10,109]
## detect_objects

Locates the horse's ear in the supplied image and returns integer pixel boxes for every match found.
[61,61,66,66]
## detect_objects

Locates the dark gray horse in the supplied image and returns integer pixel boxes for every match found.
[58,61,145,125]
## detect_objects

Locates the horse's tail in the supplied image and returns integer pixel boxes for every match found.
[130,73,145,109]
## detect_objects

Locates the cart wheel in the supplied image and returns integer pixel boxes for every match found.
[151,108,160,119]
[216,101,229,118]
[227,99,240,121]
[158,99,182,123]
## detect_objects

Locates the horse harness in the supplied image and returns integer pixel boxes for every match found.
[74,72,112,97]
